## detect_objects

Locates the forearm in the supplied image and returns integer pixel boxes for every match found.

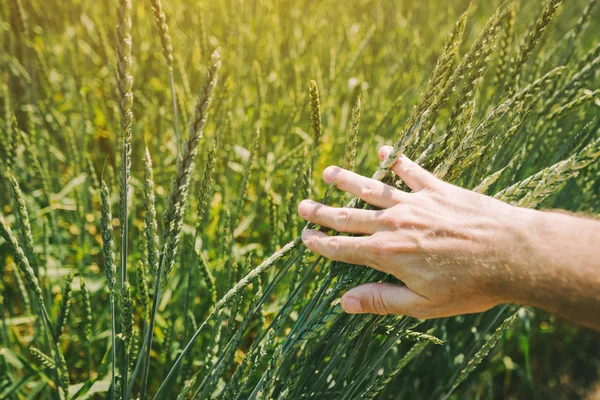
[503,207,600,330]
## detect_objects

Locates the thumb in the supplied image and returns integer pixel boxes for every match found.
[378,146,438,192]
[341,282,428,317]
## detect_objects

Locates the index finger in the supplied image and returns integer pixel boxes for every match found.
[323,166,409,209]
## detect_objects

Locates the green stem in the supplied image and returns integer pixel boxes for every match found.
[170,70,181,160]
[110,295,116,400]
[139,270,162,399]
[120,130,130,400]
[153,236,303,399]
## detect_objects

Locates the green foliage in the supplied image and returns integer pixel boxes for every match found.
[0,0,598,399]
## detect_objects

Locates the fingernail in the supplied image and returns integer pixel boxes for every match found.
[342,296,362,313]
[323,166,340,184]
[298,200,311,218]
[378,146,393,160]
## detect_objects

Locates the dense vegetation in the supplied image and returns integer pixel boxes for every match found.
[0,0,599,398]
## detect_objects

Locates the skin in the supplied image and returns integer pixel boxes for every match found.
[298,145,600,331]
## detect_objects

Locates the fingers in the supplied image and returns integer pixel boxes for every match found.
[341,282,429,317]
[301,229,373,265]
[298,200,384,234]
[378,146,439,192]
[323,166,407,209]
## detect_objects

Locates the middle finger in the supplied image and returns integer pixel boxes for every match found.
[298,200,384,234]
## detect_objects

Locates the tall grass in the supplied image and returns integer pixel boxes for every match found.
[0,0,598,399]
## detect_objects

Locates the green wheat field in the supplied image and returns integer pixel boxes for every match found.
[0,0,599,398]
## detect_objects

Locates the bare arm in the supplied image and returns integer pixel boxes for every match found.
[297,145,600,331]
[506,209,600,330]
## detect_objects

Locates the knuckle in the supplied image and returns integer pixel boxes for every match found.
[380,214,400,230]
[360,183,375,200]
[400,216,421,230]
[308,203,319,220]
[412,234,425,253]
[327,237,342,258]
[401,165,414,178]
[370,238,394,257]
[370,288,390,315]
[336,209,350,230]
[392,206,422,228]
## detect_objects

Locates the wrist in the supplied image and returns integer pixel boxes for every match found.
[496,206,558,307]
[489,204,542,306]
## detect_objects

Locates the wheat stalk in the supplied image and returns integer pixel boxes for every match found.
[360,341,429,399]
[446,311,519,398]
[9,175,37,273]
[183,138,218,345]
[116,0,134,393]
[137,49,221,399]
[309,79,322,170]
[343,96,361,172]
[143,147,159,278]
[0,212,63,396]
[149,0,181,160]
[30,346,56,370]
[508,0,562,88]
[54,272,74,340]
[100,181,117,398]
[80,276,92,378]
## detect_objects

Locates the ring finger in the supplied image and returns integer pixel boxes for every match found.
[301,229,374,265]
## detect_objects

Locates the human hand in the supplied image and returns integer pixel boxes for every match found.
[298,145,527,319]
